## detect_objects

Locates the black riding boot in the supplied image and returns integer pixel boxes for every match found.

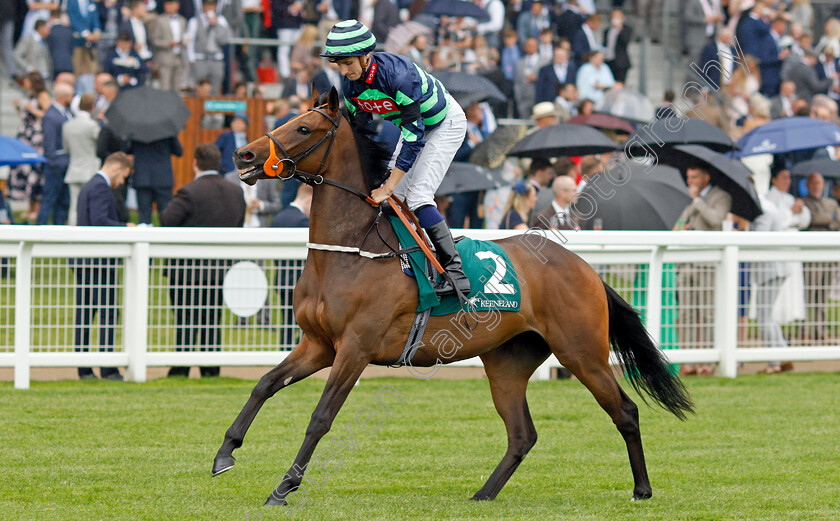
[425,221,471,297]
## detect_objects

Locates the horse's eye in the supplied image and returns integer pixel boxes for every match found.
[298,126,311,135]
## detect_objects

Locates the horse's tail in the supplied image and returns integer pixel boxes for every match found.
[603,282,694,420]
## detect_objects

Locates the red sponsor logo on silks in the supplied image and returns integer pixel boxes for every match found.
[351,97,397,115]
[365,62,377,84]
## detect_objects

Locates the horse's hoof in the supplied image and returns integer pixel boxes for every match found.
[211,455,236,476]
[470,494,492,501]
[631,490,652,501]
[264,495,287,506]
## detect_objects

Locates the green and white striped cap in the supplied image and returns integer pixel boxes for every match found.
[320,20,377,61]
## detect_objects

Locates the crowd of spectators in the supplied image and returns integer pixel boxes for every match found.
[2,1,840,377]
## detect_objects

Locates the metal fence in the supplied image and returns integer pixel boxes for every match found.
[1,227,839,388]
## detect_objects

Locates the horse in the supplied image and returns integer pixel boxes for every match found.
[212,87,694,506]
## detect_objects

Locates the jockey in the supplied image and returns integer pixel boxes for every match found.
[321,20,471,297]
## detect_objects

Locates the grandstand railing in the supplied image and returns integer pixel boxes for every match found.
[1,227,838,388]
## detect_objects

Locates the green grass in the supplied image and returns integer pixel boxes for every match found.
[2,373,840,520]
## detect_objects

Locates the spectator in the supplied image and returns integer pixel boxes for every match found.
[500,181,537,230]
[536,27,555,65]
[273,96,301,128]
[698,27,737,92]
[186,0,231,95]
[476,0,504,49]
[64,92,102,226]
[816,17,840,57]
[684,0,724,62]
[517,1,551,47]
[271,0,304,80]
[789,0,814,34]
[93,74,119,121]
[526,156,555,197]
[239,0,264,83]
[572,13,603,67]
[67,0,102,93]
[22,1,59,39]
[161,144,246,378]
[604,9,632,84]
[13,18,52,80]
[577,97,595,116]
[73,152,135,380]
[7,72,50,223]
[119,0,154,62]
[529,101,560,130]
[770,80,798,118]
[104,32,149,89]
[801,172,840,342]
[37,82,75,225]
[270,183,312,346]
[674,165,732,374]
[727,54,760,125]
[783,48,831,103]
[514,37,542,119]
[741,93,772,136]
[576,50,615,104]
[0,0,14,78]
[555,0,586,42]
[555,82,579,121]
[656,89,677,119]
[533,175,581,231]
[214,112,249,175]
[815,46,840,103]
[126,134,183,224]
[371,0,399,44]
[535,46,576,104]
[150,0,187,92]
[290,24,319,75]
[749,192,792,373]
[281,63,315,99]
[194,78,214,98]
[765,168,809,325]
[45,9,74,79]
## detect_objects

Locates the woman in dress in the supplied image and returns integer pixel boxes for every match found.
[8,72,50,222]
[499,181,537,231]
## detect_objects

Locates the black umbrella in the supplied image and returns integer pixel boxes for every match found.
[469,124,529,169]
[790,158,840,179]
[105,85,191,143]
[578,161,691,230]
[432,70,506,103]
[422,0,490,22]
[436,162,505,195]
[661,144,762,221]
[625,117,737,155]
[508,124,619,159]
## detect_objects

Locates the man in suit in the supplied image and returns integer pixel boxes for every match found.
[126,134,182,224]
[13,18,52,80]
[783,48,832,103]
[555,0,585,41]
[802,173,840,342]
[271,183,311,346]
[532,175,581,231]
[815,46,840,102]
[675,166,732,368]
[517,0,551,47]
[37,82,75,225]
[74,152,135,380]
[682,0,722,62]
[161,143,246,378]
[214,113,249,175]
[572,13,602,66]
[67,0,102,91]
[603,9,632,84]
[45,10,75,79]
[104,32,149,89]
[535,46,576,103]
[738,3,786,97]
[63,93,101,226]
[119,0,153,63]
[697,27,736,91]
[150,0,187,92]
[514,37,542,120]
[770,80,798,119]
[186,0,231,95]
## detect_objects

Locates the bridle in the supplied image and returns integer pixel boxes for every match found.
[262,104,378,206]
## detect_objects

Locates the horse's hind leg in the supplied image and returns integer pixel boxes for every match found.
[472,335,550,501]
[212,336,335,476]
[566,359,652,500]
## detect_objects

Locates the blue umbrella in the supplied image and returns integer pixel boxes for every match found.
[736,117,840,157]
[0,136,46,167]
[422,0,490,22]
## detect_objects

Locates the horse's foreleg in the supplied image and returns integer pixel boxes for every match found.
[472,339,549,501]
[265,348,370,506]
[212,336,335,476]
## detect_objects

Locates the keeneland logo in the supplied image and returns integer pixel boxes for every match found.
[751,139,777,154]
[352,97,397,115]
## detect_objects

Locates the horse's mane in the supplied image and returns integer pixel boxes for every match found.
[314,92,392,190]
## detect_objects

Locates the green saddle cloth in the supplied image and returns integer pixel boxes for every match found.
[388,216,521,316]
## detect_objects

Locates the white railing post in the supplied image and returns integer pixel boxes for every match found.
[14,242,32,389]
[715,245,739,378]
[124,242,150,383]
[530,358,552,381]
[645,246,664,346]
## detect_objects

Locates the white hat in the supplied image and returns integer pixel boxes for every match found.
[530,102,560,120]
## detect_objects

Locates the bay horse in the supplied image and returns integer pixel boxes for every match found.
[213,87,693,506]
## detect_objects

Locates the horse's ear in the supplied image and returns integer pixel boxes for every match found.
[311,82,320,105]
[328,87,339,114]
